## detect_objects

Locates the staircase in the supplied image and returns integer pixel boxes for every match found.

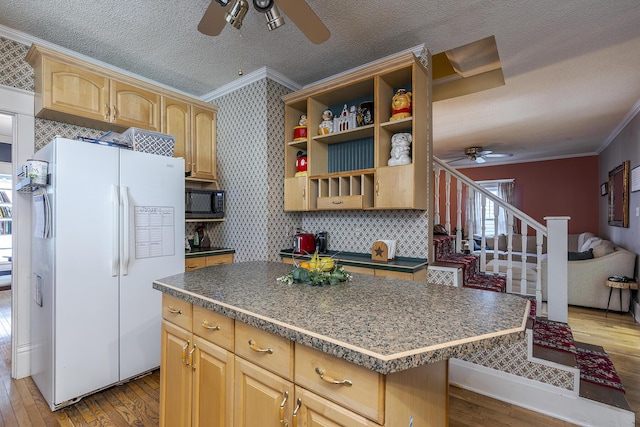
[433,158,635,426]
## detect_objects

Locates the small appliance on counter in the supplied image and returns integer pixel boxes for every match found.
[315,231,328,253]
[293,232,315,254]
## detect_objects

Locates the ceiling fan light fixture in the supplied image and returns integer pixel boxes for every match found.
[225,0,249,29]
[264,4,285,31]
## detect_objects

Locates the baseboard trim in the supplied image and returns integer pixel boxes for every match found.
[450,358,635,427]
[14,342,31,379]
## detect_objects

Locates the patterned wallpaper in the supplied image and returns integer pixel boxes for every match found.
[2,35,430,261]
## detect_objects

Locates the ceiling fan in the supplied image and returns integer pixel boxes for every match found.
[446,146,513,164]
[198,0,330,44]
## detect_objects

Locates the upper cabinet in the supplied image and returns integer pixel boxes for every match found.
[282,51,432,211]
[26,44,219,182]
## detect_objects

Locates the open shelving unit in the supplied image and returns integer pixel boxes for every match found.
[282,51,432,211]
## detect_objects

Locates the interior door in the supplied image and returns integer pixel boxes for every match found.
[119,149,184,380]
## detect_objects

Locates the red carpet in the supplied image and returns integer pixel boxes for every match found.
[532,318,577,354]
[576,346,625,393]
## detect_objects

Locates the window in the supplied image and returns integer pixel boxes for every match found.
[472,179,515,237]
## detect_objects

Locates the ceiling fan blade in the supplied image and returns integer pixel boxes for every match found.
[276,0,330,44]
[475,156,486,164]
[198,1,231,36]
[484,153,513,158]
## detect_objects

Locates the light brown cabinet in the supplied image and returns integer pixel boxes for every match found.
[160,294,234,427]
[282,51,432,211]
[27,44,220,183]
[185,253,234,271]
[160,289,447,426]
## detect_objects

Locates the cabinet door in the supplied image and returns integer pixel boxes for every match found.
[160,321,193,427]
[284,177,308,211]
[295,387,379,427]
[234,357,294,427]
[375,164,416,209]
[191,106,217,180]
[163,97,191,173]
[111,80,160,131]
[42,58,109,122]
[193,336,234,427]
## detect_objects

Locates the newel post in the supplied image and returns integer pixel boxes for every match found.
[545,216,570,323]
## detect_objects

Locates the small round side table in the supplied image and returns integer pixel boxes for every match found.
[605,279,638,317]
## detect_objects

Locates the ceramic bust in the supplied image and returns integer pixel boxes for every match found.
[318,109,334,135]
[388,132,412,166]
[389,88,412,121]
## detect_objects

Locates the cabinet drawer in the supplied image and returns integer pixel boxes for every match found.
[205,253,234,266]
[317,195,363,210]
[185,257,206,271]
[235,322,293,381]
[294,344,384,424]
[162,294,192,331]
[295,386,379,427]
[192,305,234,352]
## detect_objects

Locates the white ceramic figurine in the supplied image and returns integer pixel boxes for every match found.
[388,132,412,166]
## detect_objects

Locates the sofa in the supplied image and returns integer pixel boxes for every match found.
[540,232,637,311]
[472,233,547,263]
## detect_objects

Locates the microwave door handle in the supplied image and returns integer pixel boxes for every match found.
[121,186,130,276]
[111,185,119,277]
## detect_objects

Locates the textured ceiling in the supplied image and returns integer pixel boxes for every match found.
[1,0,640,165]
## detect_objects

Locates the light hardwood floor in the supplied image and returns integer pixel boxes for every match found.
[0,290,638,426]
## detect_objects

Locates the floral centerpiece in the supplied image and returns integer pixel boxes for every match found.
[277,251,351,286]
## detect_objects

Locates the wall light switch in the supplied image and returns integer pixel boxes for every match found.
[636,206,640,217]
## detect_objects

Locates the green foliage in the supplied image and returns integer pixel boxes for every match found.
[277,265,351,286]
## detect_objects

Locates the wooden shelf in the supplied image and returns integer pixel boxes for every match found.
[312,124,374,144]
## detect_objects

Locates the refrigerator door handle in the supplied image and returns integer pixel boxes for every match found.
[111,185,120,277]
[122,186,130,276]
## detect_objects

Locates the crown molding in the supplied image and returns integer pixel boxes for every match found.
[598,98,640,154]
[0,24,197,99]
[201,67,301,102]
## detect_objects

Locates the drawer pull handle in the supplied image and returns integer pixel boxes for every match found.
[181,340,190,364]
[332,200,344,205]
[375,179,380,196]
[315,367,352,387]
[104,104,110,120]
[166,306,182,315]
[248,339,273,354]
[292,398,302,427]
[186,264,199,269]
[279,391,288,426]
[201,320,221,330]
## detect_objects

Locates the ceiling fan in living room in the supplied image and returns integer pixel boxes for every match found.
[198,0,330,44]
[445,146,513,165]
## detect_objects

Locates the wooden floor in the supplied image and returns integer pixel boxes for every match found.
[0,290,638,426]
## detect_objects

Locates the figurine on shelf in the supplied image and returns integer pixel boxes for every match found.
[389,88,412,121]
[318,109,334,135]
[357,101,374,126]
[293,114,308,141]
[387,132,412,166]
[295,150,308,177]
[334,104,357,132]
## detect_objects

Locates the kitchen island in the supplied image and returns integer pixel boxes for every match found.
[154,261,529,426]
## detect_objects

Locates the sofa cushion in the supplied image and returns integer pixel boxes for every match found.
[568,249,594,260]
[593,243,615,258]
[580,236,602,252]
[577,232,595,251]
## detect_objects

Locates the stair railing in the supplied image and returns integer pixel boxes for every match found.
[433,157,568,321]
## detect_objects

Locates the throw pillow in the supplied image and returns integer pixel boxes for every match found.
[593,243,615,258]
[568,249,594,261]
[577,232,595,251]
[473,237,490,251]
[580,236,602,252]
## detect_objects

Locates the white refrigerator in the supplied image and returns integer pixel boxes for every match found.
[30,137,185,410]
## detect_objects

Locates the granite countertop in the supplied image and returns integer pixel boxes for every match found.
[185,247,235,258]
[279,248,427,273]
[153,261,529,375]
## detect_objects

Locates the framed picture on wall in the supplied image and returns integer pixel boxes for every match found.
[632,165,640,193]
[601,182,608,196]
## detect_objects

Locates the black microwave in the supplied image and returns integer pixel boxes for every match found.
[185,189,225,219]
